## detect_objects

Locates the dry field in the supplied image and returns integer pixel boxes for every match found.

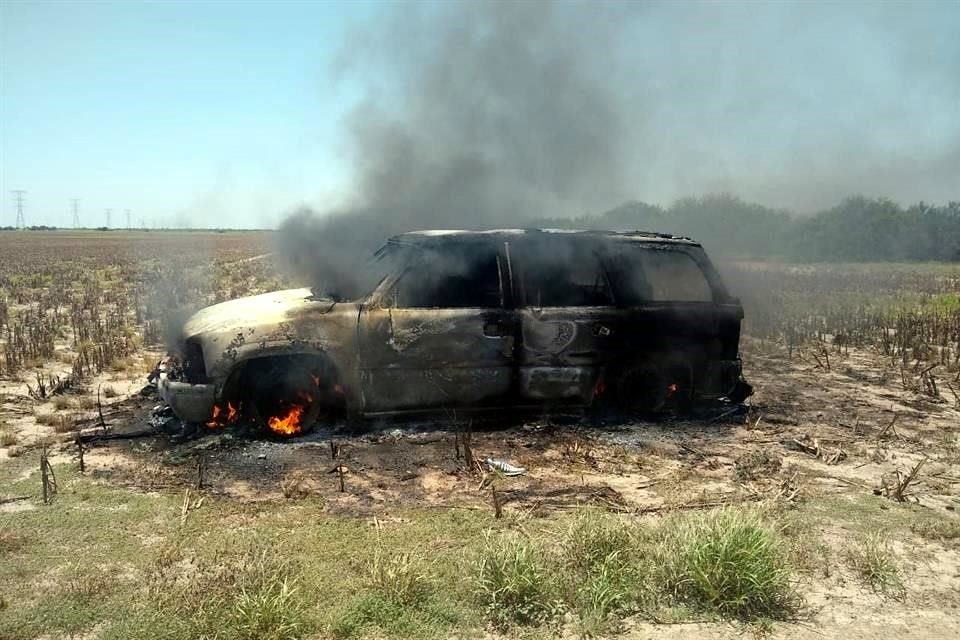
[1,230,959,640]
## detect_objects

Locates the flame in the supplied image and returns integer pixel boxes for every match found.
[666,383,679,399]
[206,401,240,428]
[267,404,305,436]
[266,392,313,436]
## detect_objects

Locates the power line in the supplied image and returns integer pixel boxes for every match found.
[11,190,26,228]
[72,199,80,228]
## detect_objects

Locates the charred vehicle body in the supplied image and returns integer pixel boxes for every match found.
[159,230,752,436]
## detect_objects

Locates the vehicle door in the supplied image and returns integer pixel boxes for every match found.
[511,237,619,406]
[357,243,515,412]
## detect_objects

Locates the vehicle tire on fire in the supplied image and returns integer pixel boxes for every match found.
[228,355,339,437]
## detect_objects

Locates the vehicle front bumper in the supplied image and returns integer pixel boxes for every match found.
[158,372,217,423]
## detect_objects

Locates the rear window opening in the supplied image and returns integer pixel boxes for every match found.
[516,243,713,307]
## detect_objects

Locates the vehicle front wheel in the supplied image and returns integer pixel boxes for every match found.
[240,356,338,437]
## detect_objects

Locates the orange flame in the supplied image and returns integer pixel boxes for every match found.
[666,383,679,399]
[266,392,313,436]
[267,404,305,436]
[206,401,240,428]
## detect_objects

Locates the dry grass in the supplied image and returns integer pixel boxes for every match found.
[0,430,17,447]
[52,414,79,434]
[52,396,75,411]
[910,519,960,544]
[0,231,278,382]
[0,528,28,554]
[734,448,783,481]
[34,411,59,426]
[845,533,905,598]
[279,471,313,499]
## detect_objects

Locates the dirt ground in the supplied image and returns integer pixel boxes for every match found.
[3,337,960,638]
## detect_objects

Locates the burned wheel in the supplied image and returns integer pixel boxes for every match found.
[615,368,666,411]
[242,357,337,437]
[610,362,693,414]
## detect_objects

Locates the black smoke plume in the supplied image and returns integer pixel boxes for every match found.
[276,0,960,296]
[276,0,638,298]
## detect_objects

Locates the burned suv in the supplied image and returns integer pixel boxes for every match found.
[159,230,751,436]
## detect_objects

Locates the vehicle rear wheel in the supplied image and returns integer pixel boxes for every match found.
[611,361,693,414]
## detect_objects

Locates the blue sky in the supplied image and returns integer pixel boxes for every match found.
[2,0,958,229]
[1,0,379,228]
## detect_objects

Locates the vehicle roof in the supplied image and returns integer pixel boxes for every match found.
[386,229,700,248]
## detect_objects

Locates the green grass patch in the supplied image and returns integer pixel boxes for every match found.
[476,532,558,628]
[555,509,645,634]
[655,507,799,620]
[0,459,808,639]
[331,592,464,640]
[927,292,960,313]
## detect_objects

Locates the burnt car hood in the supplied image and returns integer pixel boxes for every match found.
[182,288,336,337]
[178,288,362,383]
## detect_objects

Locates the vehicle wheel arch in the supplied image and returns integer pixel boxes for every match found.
[219,351,348,434]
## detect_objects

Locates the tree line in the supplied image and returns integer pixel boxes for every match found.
[536,195,960,262]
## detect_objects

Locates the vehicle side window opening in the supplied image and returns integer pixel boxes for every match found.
[607,247,714,304]
[519,244,614,308]
[392,247,503,309]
